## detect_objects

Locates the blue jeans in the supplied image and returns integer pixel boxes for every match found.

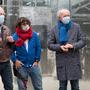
[59,80,79,90]
[17,65,43,90]
[0,61,13,90]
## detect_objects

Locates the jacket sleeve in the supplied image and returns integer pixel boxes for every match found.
[10,46,17,62]
[12,32,19,41]
[10,33,18,62]
[73,25,86,50]
[48,28,61,52]
[35,33,41,61]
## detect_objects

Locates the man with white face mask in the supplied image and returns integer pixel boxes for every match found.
[48,9,86,90]
[0,7,13,90]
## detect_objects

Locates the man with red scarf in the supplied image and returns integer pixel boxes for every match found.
[7,17,42,90]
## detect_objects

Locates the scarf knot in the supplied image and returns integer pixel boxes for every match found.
[15,27,33,46]
[58,21,72,45]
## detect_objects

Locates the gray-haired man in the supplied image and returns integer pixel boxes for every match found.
[48,9,86,90]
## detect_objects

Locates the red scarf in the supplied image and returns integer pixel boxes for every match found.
[15,27,33,46]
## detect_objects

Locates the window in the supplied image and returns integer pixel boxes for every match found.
[23,0,51,7]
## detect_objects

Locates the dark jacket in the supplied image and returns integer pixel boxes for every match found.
[48,22,86,80]
[0,25,12,62]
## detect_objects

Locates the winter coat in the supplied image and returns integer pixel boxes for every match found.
[11,32,41,67]
[0,25,12,62]
[48,22,86,80]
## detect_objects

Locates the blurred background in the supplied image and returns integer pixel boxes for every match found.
[0,0,90,90]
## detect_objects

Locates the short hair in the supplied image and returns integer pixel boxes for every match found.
[57,9,70,18]
[16,17,31,27]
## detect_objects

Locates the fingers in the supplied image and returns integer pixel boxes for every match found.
[0,38,2,42]
[60,43,73,52]
[60,45,68,52]
[33,61,39,67]
[65,43,73,49]
[15,60,24,69]
[6,36,14,43]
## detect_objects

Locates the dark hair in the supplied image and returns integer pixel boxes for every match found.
[16,17,31,28]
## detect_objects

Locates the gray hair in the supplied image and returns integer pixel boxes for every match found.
[57,9,70,18]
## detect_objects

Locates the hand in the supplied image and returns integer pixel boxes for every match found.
[33,61,39,67]
[6,36,14,43]
[0,38,2,43]
[60,45,68,52]
[15,60,24,69]
[64,43,73,49]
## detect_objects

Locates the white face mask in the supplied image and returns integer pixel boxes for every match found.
[21,25,30,31]
[0,15,5,25]
[62,16,71,24]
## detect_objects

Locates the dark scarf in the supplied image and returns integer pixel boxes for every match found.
[58,21,72,45]
[15,27,33,46]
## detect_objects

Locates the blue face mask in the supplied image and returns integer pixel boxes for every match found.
[62,16,71,24]
[0,15,5,25]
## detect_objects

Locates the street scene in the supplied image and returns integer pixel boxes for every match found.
[0,75,90,90]
[0,0,90,90]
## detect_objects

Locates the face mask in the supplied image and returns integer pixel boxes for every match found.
[62,16,71,24]
[0,15,5,25]
[21,25,30,31]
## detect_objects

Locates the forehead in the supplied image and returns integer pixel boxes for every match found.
[60,10,70,17]
[21,21,29,26]
[21,20,28,24]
